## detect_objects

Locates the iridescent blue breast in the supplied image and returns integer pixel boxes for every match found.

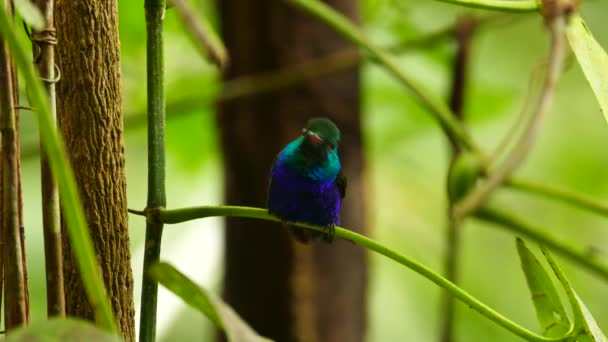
[278,137,341,182]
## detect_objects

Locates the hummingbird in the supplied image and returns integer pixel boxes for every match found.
[267,117,346,243]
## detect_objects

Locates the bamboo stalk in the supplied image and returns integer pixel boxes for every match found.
[0,0,27,328]
[139,0,166,340]
[32,0,65,317]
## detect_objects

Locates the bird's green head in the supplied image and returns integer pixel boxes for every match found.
[301,117,341,150]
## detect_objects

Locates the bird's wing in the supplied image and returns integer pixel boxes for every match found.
[335,170,347,199]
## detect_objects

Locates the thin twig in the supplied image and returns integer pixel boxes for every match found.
[0,0,28,327]
[32,0,65,317]
[434,0,539,12]
[21,13,516,161]
[288,0,479,153]
[128,205,565,342]
[169,0,228,69]
[452,14,567,221]
[475,205,608,280]
[506,177,608,217]
[487,61,545,171]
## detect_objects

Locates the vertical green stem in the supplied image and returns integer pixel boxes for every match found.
[0,0,26,329]
[32,0,65,318]
[140,0,166,341]
[441,17,476,342]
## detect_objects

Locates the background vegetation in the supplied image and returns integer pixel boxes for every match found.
[11,0,608,340]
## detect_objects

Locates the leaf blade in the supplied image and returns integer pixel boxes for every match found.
[516,238,570,337]
[14,0,44,31]
[566,14,608,120]
[149,262,273,342]
[541,246,608,342]
[6,318,122,342]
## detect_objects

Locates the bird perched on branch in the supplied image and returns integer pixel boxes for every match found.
[268,117,346,243]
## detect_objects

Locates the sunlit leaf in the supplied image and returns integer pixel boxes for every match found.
[6,318,122,342]
[541,246,608,342]
[14,0,44,31]
[516,238,570,337]
[149,262,273,342]
[566,14,608,121]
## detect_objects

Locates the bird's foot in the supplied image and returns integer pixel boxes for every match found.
[321,223,335,243]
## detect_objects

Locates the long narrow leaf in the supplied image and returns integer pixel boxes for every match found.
[0,5,117,332]
[13,0,44,30]
[566,14,608,120]
[516,239,570,337]
[541,247,608,341]
[149,262,273,342]
[6,318,121,342]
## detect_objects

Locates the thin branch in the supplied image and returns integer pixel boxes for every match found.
[433,0,539,12]
[139,0,167,340]
[0,0,27,328]
[452,14,567,221]
[129,205,564,342]
[441,15,476,342]
[32,0,65,317]
[287,0,480,154]
[21,14,518,161]
[487,61,545,170]
[474,205,608,281]
[506,177,608,217]
[169,0,228,69]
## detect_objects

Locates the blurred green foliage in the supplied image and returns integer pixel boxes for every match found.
[16,0,608,341]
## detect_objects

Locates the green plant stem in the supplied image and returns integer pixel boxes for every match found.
[441,16,476,342]
[434,0,539,12]
[287,0,479,154]
[506,178,608,217]
[475,205,608,280]
[169,0,227,69]
[452,15,567,221]
[140,0,167,341]
[0,2,117,333]
[130,205,562,342]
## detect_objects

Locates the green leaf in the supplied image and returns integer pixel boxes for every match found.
[541,246,608,342]
[6,318,122,342]
[14,0,44,31]
[149,262,273,342]
[566,14,608,121]
[447,152,481,203]
[0,5,117,332]
[516,238,570,337]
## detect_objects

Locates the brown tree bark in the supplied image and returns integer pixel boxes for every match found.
[219,1,367,341]
[55,1,135,340]
[0,0,28,327]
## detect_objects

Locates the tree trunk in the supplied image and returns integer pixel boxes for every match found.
[55,1,135,340]
[219,1,367,341]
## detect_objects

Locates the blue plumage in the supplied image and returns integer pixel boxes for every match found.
[267,118,346,243]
